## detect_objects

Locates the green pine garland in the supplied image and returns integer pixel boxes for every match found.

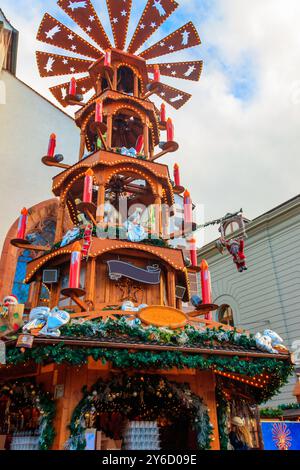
[58,317,258,350]
[6,344,293,403]
[260,403,300,419]
[67,374,213,450]
[0,380,55,450]
[216,386,229,450]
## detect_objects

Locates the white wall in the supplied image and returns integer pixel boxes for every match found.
[198,198,300,406]
[0,70,79,248]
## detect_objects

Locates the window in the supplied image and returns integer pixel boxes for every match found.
[12,250,32,304]
[217,304,234,327]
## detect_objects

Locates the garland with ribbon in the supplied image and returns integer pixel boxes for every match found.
[67,374,213,450]
[0,380,55,450]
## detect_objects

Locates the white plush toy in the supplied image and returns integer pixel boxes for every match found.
[255,329,284,354]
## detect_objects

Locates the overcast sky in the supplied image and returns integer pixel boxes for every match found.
[1,0,300,245]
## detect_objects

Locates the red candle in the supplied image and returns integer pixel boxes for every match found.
[174,163,180,186]
[154,64,160,82]
[95,100,103,123]
[160,103,166,123]
[47,133,56,157]
[83,169,94,203]
[69,242,82,289]
[189,238,197,266]
[17,208,28,239]
[184,189,193,226]
[69,77,77,96]
[166,118,174,142]
[200,259,213,320]
[135,135,144,154]
[104,50,111,67]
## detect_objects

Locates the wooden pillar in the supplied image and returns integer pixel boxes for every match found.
[194,371,220,450]
[86,257,96,305]
[31,275,42,308]
[154,194,162,238]
[162,203,170,240]
[96,77,102,96]
[78,131,86,161]
[167,270,176,308]
[106,113,113,149]
[49,282,61,310]
[143,122,149,159]
[54,201,65,244]
[134,75,139,97]
[96,183,106,223]
[113,68,118,90]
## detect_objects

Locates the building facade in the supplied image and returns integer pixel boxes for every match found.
[197,195,300,406]
[0,9,79,252]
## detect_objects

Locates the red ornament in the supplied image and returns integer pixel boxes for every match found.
[83,169,94,204]
[69,77,77,96]
[17,208,28,239]
[47,133,56,157]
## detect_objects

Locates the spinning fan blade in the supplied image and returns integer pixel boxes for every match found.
[155,82,191,109]
[127,0,179,54]
[106,0,132,50]
[57,0,112,51]
[50,75,94,106]
[147,60,203,82]
[36,51,93,77]
[37,13,100,59]
[139,22,201,60]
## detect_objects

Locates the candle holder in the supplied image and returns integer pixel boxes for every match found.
[173,184,185,195]
[10,238,31,248]
[188,303,219,317]
[89,121,107,135]
[159,121,167,131]
[89,121,108,151]
[76,201,97,222]
[61,287,86,299]
[151,141,179,161]
[41,155,70,169]
[141,82,163,100]
[64,94,85,107]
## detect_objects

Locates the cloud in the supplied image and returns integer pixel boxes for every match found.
[1,0,300,246]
